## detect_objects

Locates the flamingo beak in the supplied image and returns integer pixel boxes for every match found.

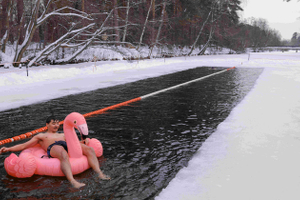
[77,124,89,139]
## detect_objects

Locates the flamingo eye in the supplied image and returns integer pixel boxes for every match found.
[74,120,77,124]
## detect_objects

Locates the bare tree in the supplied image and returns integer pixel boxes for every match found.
[29,4,136,66]
[188,10,212,56]
[248,18,269,51]
[0,0,12,53]
[149,0,167,57]
[122,0,130,42]
[137,0,155,50]
[13,0,94,65]
[28,22,96,66]
[113,0,120,44]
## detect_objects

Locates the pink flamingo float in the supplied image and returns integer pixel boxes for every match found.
[4,112,103,178]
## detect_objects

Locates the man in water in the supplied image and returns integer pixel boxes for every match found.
[0,116,110,189]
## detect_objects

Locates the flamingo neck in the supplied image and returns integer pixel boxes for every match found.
[63,123,83,158]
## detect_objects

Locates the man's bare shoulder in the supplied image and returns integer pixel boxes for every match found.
[33,133,46,139]
[36,132,64,138]
[34,132,57,139]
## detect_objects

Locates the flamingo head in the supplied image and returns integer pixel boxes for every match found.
[64,112,88,139]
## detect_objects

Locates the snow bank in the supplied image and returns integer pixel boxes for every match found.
[1,51,298,112]
[156,51,300,200]
[0,50,256,112]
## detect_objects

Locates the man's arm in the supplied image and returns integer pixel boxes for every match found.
[0,134,41,155]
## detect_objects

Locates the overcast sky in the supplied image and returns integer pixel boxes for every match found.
[239,0,300,40]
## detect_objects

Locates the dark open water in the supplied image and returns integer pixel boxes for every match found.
[0,67,263,200]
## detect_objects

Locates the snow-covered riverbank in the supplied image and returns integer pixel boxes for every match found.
[1,53,250,112]
[156,52,300,199]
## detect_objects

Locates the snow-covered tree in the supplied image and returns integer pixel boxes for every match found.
[12,0,95,65]
[29,3,134,66]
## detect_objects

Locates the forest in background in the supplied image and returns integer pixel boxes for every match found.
[0,0,284,67]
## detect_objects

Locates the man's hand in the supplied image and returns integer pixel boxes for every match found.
[80,138,89,145]
[0,147,9,155]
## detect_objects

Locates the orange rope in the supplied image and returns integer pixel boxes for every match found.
[0,66,236,146]
[0,97,142,146]
[82,97,141,118]
[0,126,47,145]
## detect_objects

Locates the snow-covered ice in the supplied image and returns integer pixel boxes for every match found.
[1,51,300,199]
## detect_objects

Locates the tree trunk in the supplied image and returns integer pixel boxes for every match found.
[198,25,215,55]
[155,1,166,45]
[151,0,156,44]
[149,1,166,57]
[122,0,130,43]
[14,0,41,65]
[1,0,12,53]
[137,0,154,50]
[188,10,212,56]
[113,0,120,44]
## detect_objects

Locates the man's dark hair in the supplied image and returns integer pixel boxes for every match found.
[46,116,59,124]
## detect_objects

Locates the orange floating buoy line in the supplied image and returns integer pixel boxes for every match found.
[0,66,236,146]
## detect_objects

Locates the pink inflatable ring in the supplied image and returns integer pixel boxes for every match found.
[4,112,103,178]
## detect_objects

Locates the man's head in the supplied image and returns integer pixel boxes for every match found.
[46,116,60,133]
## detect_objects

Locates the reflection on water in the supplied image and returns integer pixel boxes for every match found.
[0,67,263,199]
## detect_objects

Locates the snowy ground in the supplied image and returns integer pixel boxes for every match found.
[1,51,300,199]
